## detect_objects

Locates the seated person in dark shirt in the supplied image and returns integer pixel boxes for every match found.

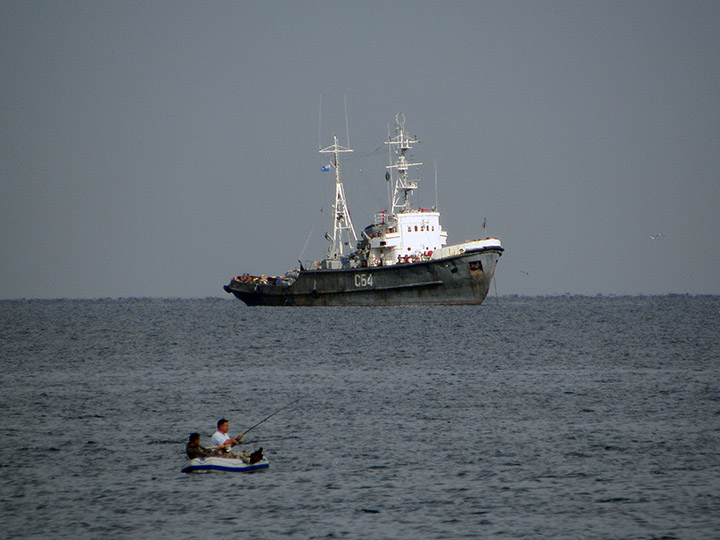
[185,432,213,459]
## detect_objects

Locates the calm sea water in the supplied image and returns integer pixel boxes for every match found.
[1,296,719,539]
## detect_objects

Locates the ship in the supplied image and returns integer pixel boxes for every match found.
[224,113,503,306]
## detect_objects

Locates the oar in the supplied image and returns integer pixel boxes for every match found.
[241,397,303,437]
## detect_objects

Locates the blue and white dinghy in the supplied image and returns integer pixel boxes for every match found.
[181,455,269,473]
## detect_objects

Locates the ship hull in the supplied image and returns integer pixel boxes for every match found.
[224,247,503,306]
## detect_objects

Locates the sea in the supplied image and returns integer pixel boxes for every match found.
[1,295,719,539]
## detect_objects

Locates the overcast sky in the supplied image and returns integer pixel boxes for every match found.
[2,1,719,299]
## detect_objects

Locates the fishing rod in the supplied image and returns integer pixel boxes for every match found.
[241,397,302,437]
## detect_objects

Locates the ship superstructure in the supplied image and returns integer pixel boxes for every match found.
[357,113,448,269]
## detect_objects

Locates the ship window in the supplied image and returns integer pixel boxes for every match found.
[415,225,418,231]
[408,227,411,232]
[432,226,435,231]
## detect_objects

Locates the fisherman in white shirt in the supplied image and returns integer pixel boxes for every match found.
[210,418,243,451]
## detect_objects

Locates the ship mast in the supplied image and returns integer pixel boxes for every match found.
[319,134,357,259]
[386,113,422,214]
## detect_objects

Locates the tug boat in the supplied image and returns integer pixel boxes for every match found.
[224,114,503,306]
[180,455,269,473]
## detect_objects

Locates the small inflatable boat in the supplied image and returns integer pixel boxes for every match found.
[181,455,269,473]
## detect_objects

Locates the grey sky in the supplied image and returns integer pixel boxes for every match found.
[2,1,719,299]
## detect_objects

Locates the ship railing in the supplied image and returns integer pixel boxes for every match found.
[233,274,285,286]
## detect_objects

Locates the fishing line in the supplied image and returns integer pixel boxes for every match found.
[243,435,300,443]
